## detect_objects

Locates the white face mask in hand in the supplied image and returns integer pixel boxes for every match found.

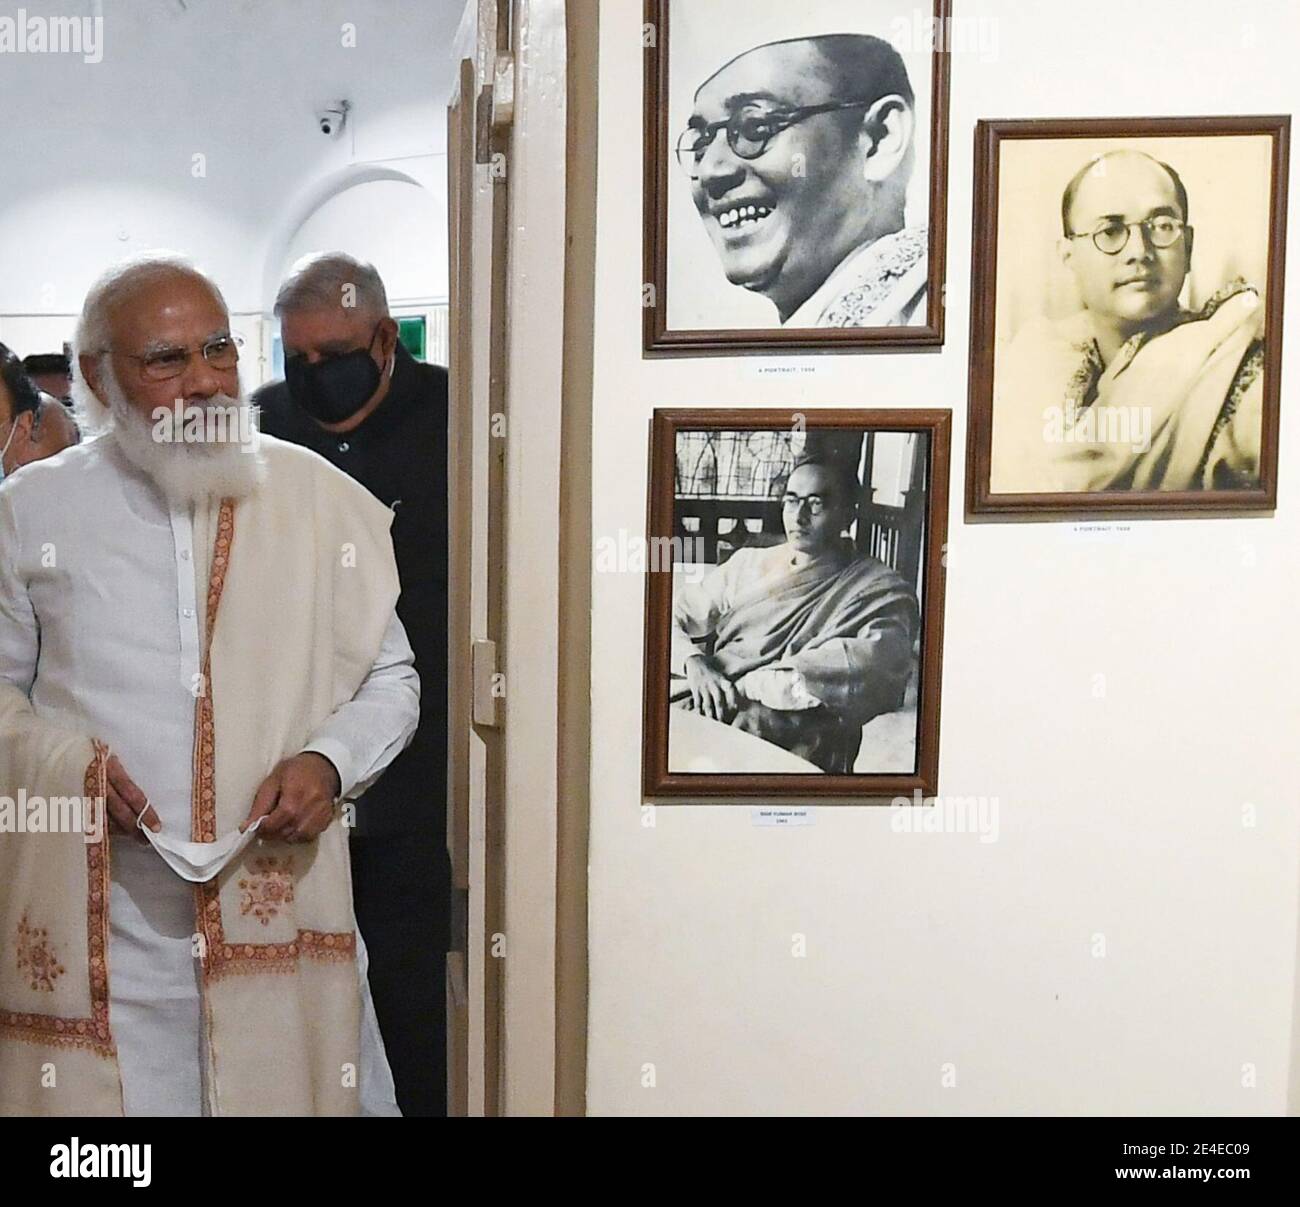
[137,811,265,883]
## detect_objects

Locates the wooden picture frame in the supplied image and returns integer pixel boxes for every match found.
[642,408,950,800]
[642,0,952,354]
[966,115,1290,517]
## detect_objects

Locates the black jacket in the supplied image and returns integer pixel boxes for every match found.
[253,344,449,849]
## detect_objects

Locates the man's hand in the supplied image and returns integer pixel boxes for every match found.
[105,754,160,842]
[684,653,739,723]
[243,753,342,844]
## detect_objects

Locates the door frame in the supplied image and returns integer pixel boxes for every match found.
[446,0,594,1116]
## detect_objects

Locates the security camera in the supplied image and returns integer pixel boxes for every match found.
[317,101,350,138]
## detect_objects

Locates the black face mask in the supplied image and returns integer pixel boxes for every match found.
[284,324,385,424]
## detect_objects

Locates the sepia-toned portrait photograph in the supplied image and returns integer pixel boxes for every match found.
[967,116,1290,515]
[642,409,949,799]
[643,0,952,353]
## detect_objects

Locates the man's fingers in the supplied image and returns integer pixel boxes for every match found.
[105,755,156,830]
[258,806,291,840]
[243,769,283,833]
[259,780,312,840]
[695,682,712,718]
[267,773,331,842]
[106,787,153,843]
[265,796,320,842]
[701,673,733,723]
[249,758,336,843]
[304,801,334,841]
[105,789,143,839]
[106,755,144,808]
[704,682,724,721]
[285,801,333,844]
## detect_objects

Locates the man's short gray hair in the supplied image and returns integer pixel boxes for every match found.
[274,252,390,320]
[70,251,227,435]
[73,250,222,365]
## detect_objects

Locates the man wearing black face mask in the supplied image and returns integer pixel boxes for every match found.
[253,252,450,1117]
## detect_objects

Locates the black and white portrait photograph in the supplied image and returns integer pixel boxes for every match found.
[967,117,1290,515]
[642,409,949,799]
[643,0,951,352]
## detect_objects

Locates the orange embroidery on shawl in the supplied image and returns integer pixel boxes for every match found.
[16,913,65,991]
[0,741,114,1056]
[190,499,355,981]
[238,856,295,926]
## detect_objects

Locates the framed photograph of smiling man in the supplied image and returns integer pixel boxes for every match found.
[643,0,953,353]
[967,116,1290,516]
[642,409,950,800]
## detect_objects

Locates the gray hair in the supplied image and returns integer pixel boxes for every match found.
[71,251,227,435]
[73,251,225,365]
[274,252,389,320]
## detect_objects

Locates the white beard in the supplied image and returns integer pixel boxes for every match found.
[94,362,266,509]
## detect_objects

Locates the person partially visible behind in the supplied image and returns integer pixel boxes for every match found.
[992,149,1265,493]
[671,459,918,774]
[254,252,450,1118]
[680,34,927,330]
[1,342,78,479]
[22,351,74,404]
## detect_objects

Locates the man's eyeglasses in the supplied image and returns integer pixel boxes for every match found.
[782,491,831,516]
[111,334,243,382]
[1066,216,1188,256]
[676,101,873,179]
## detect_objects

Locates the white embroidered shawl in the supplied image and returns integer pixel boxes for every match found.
[0,436,400,1116]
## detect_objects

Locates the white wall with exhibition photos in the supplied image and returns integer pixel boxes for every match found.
[588,0,1300,1116]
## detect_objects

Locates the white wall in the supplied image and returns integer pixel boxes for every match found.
[282,179,449,306]
[587,0,1300,1114]
[0,0,459,372]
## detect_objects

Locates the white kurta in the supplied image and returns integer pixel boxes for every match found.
[0,435,420,1116]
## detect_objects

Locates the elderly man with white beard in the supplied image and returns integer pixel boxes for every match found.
[0,253,419,1116]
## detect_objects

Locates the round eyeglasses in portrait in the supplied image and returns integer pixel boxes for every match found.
[1065,216,1190,256]
[675,101,876,179]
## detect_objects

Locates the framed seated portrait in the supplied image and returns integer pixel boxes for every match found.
[641,408,950,800]
[642,0,953,353]
[966,116,1290,516]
